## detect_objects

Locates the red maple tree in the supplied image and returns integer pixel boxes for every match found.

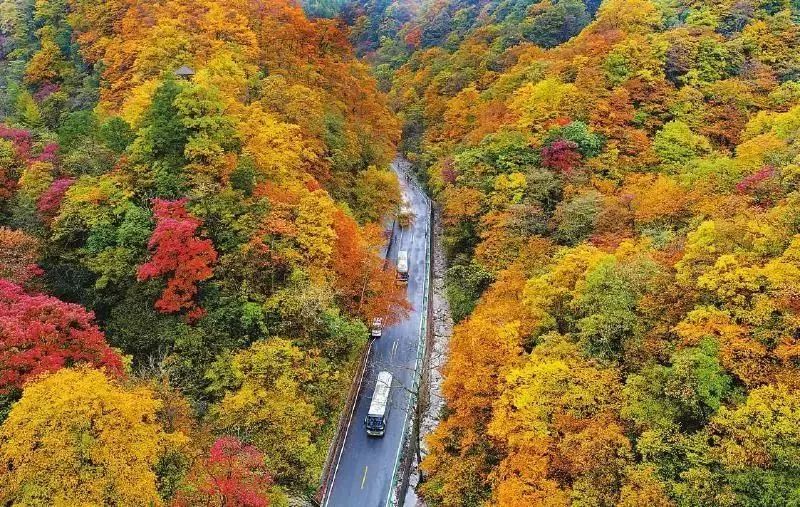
[137,199,218,319]
[541,139,582,175]
[37,177,75,223]
[0,279,123,394]
[173,437,273,507]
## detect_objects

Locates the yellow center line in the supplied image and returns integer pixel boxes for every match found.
[361,466,368,489]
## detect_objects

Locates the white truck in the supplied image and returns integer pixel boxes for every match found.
[398,199,415,228]
[396,250,409,284]
[365,371,393,437]
[370,317,383,339]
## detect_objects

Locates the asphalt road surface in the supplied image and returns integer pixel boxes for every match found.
[322,158,431,507]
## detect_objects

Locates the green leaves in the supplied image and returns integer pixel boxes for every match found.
[623,339,733,432]
[653,121,712,165]
[445,261,494,322]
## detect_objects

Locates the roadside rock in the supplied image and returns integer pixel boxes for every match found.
[404,203,453,507]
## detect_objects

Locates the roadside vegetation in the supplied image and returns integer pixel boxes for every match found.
[337,0,800,505]
[0,0,404,504]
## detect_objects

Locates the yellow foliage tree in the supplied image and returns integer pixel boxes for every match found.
[240,103,308,185]
[0,368,183,506]
[489,334,628,506]
[294,189,338,276]
[509,79,580,134]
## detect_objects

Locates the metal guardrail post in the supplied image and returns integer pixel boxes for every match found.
[385,196,433,507]
[316,212,400,506]
[316,160,433,507]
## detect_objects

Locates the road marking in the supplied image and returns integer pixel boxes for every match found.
[321,160,430,507]
[391,339,399,359]
[385,196,432,507]
[322,341,373,506]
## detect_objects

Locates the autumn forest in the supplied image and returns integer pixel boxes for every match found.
[2,0,800,505]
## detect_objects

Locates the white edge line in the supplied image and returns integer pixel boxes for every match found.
[325,160,408,507]
[385,197,432,507]
[323,338,374,507]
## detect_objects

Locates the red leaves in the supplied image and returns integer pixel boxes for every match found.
[541,139,582,175]
[737,166,776,193]
[0,279,123,394]
[37,177,74,223]
[0,228,42,287]
[137,199,217,318]
[173,437,273,507]
[736,166,780,207]
[0,125,33,161]
[441,158,457,185]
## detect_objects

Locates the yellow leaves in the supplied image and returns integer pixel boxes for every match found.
[618,466,675,507]
[676,220,724,286]
[709,384,800,469]
[769,104,800,142]
[674,307,774,387]
[492,451,569,507]
[509,78,579,134]
[543,244,606,294]
[674,307,746,348]
[443,87,481,141]
[295,189,337,277]
[260,75,325,134]
[490,335,622,441]
[696,254,763,307]
[475,210,527,273]
[194,0,258,62]
[625,173,689,227]
[591,0,662,34]
[17,161,54,201]
[603,34,667,85]
[24,26,70,86]
[745,216,786,258]
[133,18,193,83]
[0,368,175,506]
[488,334,625,506]
[194,52,254,115]
[442,186,485,226]
[119,79,160,128]
[353,165,401,223]
[763,235,800,287]
[735,133,787,171]
[735,105,800,170]
[239,103,307,184]
[522,245,608,334]
[741,109,777,142]
[491,172,527,208]
[209,338,322,486]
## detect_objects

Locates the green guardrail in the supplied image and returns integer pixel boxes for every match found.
[385,194,433,507]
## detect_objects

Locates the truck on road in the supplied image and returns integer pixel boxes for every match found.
[398,199,415,228]
[365,371,393,437]
[370,317,383,338]
[396,250,409,284]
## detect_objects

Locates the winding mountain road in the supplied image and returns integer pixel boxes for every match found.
[322,158,432,507]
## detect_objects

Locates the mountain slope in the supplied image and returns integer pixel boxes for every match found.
[373,0,800,505]
[0,0,404,502]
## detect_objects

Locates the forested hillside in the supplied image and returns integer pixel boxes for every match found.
[366,0,800,505]
[0,0,402,504]
[6,0,800,504]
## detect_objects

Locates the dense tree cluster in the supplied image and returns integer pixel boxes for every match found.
[360,0,800,505]
[0,0,404,502]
